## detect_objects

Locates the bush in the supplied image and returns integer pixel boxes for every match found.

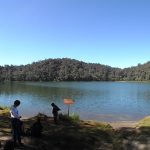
[70,113,80,122]
[59,113,70,121]
[59,113,80,123]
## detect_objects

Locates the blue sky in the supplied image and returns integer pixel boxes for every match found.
[0,0,150,68]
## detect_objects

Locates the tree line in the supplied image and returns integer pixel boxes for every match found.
[0,58,150,82]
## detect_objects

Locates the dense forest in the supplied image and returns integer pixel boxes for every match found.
[0,58,150,81]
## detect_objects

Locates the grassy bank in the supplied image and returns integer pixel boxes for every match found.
[1,108,150,150]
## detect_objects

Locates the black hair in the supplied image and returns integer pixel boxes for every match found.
[14,100,20,106]
[51,103,55,106]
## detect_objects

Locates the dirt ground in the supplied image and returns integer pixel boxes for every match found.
[1,112,150,150]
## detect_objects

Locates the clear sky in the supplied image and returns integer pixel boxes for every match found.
[0,0,150,68]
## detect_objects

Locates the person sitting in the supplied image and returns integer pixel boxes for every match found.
[30,117,43,138]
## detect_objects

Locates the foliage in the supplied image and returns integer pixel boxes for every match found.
[59,113,80,123]
[70,113,80,122]
[0,58,150,81]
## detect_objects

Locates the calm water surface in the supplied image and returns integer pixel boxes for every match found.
[0,81,150,122]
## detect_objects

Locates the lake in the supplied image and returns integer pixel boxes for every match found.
[0,81,150,122]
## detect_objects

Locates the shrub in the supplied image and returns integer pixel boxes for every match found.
[59,113,80,123]
[70,113,80,122]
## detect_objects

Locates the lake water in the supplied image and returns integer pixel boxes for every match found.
[0,81,150,122]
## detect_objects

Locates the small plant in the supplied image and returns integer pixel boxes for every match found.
[59,113,70,121]
[59,113,80,123]
[70,113,80,122]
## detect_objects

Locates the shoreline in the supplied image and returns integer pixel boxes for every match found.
[0,107,146,130]
[81,119,140,129]
[109,120,138,129]
[23,115,140,130]
[1,112,150,150]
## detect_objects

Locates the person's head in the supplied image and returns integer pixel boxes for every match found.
[51,103,55,107]
[14,100,21,107]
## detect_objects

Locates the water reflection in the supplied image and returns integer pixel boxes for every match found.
[0,81,150,121]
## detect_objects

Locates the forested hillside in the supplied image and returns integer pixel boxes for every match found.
[0,58,150,81]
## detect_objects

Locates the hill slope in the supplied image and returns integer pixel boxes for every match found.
[0,58,150,81]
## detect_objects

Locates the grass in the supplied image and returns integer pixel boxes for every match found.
[1,112,150,149]
[137,116,150,127]
[0,106,10,116]
[59,113,80,123]
[0,112,114,150]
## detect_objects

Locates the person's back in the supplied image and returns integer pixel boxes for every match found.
[52,106,60,115]
[51,103,61,124]
[51,103,60,115]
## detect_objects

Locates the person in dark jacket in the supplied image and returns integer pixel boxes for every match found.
[51,103,61,124]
